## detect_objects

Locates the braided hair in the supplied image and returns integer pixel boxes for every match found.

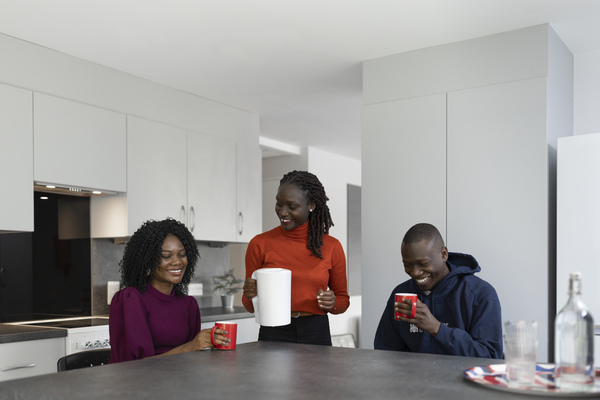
[119,218,200,297]
[280,170,334,258]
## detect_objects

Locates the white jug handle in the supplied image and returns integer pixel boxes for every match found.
[251,270,260,324]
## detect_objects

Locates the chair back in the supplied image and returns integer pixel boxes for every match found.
[57,349,112,372]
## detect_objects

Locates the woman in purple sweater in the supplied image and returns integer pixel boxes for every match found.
[109,218,229,363]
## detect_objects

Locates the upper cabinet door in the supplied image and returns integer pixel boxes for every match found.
[127,117,188,234]
[187,131,237,242]
[33,93,126,192]
[0,84,33,232]
[236,142,262,242]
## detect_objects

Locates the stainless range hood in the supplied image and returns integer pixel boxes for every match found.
[34,182,117,197]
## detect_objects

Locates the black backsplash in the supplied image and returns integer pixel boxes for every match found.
[0,192,92,319]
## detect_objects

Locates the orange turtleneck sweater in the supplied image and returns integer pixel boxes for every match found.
[242,222,349,316]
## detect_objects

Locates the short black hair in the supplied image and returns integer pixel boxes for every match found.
[402,223,445,246]
[280,170,333,259]
[119,218,200,297]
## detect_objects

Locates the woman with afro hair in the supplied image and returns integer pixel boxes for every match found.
[242,170,349,345]
[109,218,229,363]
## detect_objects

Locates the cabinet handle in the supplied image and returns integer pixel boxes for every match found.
[180,205,186,224]
[2,363,36,372]
[238,212,243,236]
[190,206,195,233]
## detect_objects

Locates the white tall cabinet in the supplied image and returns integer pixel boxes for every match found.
[361,25,572,361]
[0,83,33,232]
[447,78,550,320]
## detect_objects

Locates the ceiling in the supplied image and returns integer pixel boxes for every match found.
[2,1,600,161]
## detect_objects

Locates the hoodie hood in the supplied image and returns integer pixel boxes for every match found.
[409,252,481,298]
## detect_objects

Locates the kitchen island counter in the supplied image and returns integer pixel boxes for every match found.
[0,341,544,400]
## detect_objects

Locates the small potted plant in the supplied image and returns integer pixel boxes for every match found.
[212,269,244,308]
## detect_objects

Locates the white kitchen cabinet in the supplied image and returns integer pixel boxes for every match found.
[0,337,65,382]
[92,116,262,241]
[188,132,237,242]
[187,133,263,243]
[0,83,33,232]
[236,142,262,242]
[33,93,126,192]
[363,79,554,358]
[126,116,188,233]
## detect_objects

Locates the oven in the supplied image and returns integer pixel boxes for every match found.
[11,317,110,355]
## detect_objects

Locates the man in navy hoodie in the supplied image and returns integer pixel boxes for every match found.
[374,223,502,358]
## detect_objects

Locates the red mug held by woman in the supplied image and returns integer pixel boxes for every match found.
[211,321,237,350]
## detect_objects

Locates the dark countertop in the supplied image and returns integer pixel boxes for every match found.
[0,341,556,400]
[0,324,66,344]
[0,307,251,344]
[199,306,253,323]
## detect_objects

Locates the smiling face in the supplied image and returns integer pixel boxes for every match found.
[275,182,315,231]
[401,238,449,292]
[148,234,188,294]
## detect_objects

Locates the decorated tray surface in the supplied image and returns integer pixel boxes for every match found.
[464,364,600,397]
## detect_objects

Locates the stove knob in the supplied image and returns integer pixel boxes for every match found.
[94,340,102,348]
[102,339,110,347]
[85,341,93,349]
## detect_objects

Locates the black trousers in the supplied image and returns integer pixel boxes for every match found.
[258,314,332,346]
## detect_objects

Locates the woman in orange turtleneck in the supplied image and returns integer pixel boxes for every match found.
[242,170,349,345]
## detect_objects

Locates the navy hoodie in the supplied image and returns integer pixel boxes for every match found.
[374,252,502,359]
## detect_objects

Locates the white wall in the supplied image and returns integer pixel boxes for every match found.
[262,150,308,232]
[306,147,362,257]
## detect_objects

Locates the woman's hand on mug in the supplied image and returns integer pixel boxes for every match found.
[196,328,216,350]
[317,289,336,311]
[243,278,257,300]
[210,327,231,347]
[195,328,229,350]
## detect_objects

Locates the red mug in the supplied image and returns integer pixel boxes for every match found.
[211,321,237,350]
[395,293,417,319]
